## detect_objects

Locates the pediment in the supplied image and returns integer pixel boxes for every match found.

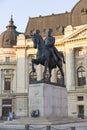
[70,28,87,39]
[64,25,87,42]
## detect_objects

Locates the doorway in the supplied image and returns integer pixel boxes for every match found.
[2,99,12,120]
[78,105,84,119]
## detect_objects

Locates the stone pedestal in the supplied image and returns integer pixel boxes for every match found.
[29,83,68,118]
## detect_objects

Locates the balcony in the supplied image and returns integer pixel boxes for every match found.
[0,59,16,65]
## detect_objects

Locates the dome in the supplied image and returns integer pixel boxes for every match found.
[71,0,87,26]
[0,16,21,48]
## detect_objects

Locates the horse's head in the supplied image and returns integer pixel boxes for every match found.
[32,34,39,49]
[31,33,45,51]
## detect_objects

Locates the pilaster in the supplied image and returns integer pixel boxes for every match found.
[0,69,2,94]
[16,34,27,93]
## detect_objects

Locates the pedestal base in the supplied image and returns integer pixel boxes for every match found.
[29,83,68,118]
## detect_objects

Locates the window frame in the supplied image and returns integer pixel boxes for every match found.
[4,77,11,91]
[77,66,86,86]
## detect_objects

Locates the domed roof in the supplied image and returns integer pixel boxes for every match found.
[0,16,21,48]
[71,0,87,26]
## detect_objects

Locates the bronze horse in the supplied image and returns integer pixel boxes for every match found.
[31,33,65,85]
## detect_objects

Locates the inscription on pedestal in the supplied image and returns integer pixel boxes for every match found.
[30,98,42,105]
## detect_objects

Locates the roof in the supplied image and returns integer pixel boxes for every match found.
[25,12,70,37]
[0,16,22,48]
[25,0,87,37]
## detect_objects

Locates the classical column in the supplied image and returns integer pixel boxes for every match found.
[66,48,75,90]
[85,47,87,85]
[25,56,29,91]
[51,68,57,83]
[16,34,26,93]
[37,64,43,81]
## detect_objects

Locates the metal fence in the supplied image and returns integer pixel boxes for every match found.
[25,125,77,130]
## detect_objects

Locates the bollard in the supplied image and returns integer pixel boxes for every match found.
[46,125,51,130]
[71,127,75,130]
[25,124,29,130]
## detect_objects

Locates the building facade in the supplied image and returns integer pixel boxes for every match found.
[0,0,87,119]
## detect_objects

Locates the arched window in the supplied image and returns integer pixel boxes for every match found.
[29,71,37,84]
[57,70,62,84]
[77,66,86,86]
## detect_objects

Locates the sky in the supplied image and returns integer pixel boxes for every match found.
[0,0,79,34]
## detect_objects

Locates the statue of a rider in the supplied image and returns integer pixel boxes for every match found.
[31,29,65,84]
[44,29,62,62]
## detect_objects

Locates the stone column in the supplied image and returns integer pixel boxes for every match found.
[37,64,43,81]
[16,34,26,93]
[0,99,2,118]
[25,56,29,91]
[66,48,75,90]
[85,47,87,85]
[70,48,75,88]
[51,69,57,83]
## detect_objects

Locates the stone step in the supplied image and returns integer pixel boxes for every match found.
[4,117,86,125]
[7,117,52,125]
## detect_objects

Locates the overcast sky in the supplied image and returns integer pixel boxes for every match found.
[0,0,79,33]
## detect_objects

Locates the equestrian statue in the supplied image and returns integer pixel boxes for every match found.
[31,29,65,85]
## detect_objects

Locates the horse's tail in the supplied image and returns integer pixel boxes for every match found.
[59,51,65,64]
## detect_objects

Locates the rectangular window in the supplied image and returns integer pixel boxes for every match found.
[4,78,11,90]
[78,77,86,86]
[5,57,10,62]
[2,99,12,104]
[77,96,84,101]
[78,50,83,56]
[77,66,86,86]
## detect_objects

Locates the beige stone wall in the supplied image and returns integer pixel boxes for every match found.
[68,91,87,118]
[16,95,28,117]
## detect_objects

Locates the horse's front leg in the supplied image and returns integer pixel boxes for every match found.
[48,68,52,82]
[57,62,64,86]
[59,67,64,85]
[32,59,36,72]
[43,60,48,80]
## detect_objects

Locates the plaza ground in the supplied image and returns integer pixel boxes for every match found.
[0,117,87,130]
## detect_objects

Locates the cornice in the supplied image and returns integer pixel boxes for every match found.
[14,45,34,49]
[0,62,16,65]
[0,92,28,97]
[62,37,87,44]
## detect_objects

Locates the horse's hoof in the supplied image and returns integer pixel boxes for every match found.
[32,69,36,72]
[33,70,36,73]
